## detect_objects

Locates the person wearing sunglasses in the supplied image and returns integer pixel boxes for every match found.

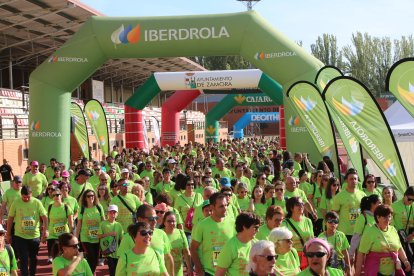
[320,177,340,218]
[75,189,104,273]
[246,240,278,276]
[318,212,351,273]
[216,212,261,276]
[7,185,48,276]
[46,187,74,264]
[256,205,284,241]
[356,205,411,276]
[269,226,300,275]
[52,233,93,276]
[89,165,103,191]
[298,238,343,276]
[22,160,48,199]
[236,183,251,212]
[161,211,192,276]
[41,182,57,209]
[362,174,382,198]
[117,204,175,276]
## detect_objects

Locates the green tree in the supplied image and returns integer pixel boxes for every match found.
[188,56,250,70]
[310,34,345,71]
[393,35,414,61]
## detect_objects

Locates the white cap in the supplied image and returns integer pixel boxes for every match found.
[0,224,7,233]
[121,168,129,174]
[167,159,177,164]
[108,205,118,212]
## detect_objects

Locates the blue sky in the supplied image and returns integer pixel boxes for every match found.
[80,0,414,51]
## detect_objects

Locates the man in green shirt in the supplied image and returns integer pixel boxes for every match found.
[0,175,22,224]
[44,158,58,182]
[22,161,48,199]
[190,193,236,276]
[212,158,232,179]
[7,185,47,276]
[69,169,94,201]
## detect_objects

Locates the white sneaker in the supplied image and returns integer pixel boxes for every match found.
[47,257,53,264]
[98,259,104,266]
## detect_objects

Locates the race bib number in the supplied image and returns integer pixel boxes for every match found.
[212,246,221,267]
[53,222,66,235]
[21,216,36,230]
[349,208,360,224]
[0,267,7,276]
[88,226,99,239]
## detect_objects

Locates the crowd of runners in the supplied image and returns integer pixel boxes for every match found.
[0,138,412,276]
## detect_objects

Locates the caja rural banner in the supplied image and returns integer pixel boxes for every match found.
[287,81,340,178]
[84,100,110,156]
[70,103,90,160]
[233,112,279,139]
[386,58,414,118]
[323,76,408,193]
[315,66,364,177]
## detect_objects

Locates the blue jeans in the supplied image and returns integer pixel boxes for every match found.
[14,236,40,276]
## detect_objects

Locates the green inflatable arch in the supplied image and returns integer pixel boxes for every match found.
[29,11,322,165]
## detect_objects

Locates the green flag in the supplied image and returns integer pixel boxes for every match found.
[84,100,110,156]
[287,81,340,178]
[70,103,90,160]
[386,58,414,118]
[324,77,408,193]
[315,66,364,178]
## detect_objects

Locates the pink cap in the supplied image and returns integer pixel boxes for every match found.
[61,170,70,178]
[31,161,39,166]
[154,203,169,212]
[304,238,332,258]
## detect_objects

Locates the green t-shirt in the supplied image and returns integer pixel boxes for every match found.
[211,167,232,179]
[392,199,414,231]
[166,228,188,276]
[139,170,155,186]
[275,247,300,276]
[363,188,382,199]
[237,196,250,212]
[297,267,343,276]
[331,189,366,235]
[155,181,175,195]
[9,197,46,239]
[22,172,48,197]
[41,196,54,208]
[191,216,236,275]
[174,193,203,233]
[110,194,142,232]
[52,256,93,276]
[2,188,20,211]
[266,198,287,214]
[63,196,79,216]
[318,230,349,259]
[256,224,271,240]
[253,202,267,220]
[45,166,55,182]
[216,235,254,276]
[145,191,154,205]
[89,175,100,192]
[0,246,17,274]
[359,224,402,275]
[98,220,124,259]
[353,212,376,235]
[48,204,74,239]
[115,246,166,276]
[78,205,104,243]
[284,189,308,203]
[192,204,206,229]
[320,192,334,213]
[69,182,94,201]
[281,217,314,252]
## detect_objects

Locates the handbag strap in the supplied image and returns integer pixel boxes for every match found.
[180,194,196,208]
[285,218,305,246]
[117,195,135,213]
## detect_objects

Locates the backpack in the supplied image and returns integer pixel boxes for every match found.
[5,245,13,272]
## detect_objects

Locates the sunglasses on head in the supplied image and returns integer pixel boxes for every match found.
[259,255,277,261]
[327,218,339,224]
[139,230,153,237]
[305,251,327,258]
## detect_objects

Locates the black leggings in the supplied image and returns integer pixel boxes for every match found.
[47,239,58,257]
[81,242,100,273]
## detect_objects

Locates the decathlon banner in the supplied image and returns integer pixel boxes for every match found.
[386,58,414,118]
[324,77,408,192]
[70,103,90,160]
[315,66,364,177]
[233,112,279,139]
[287,82,340,178]
[84,100,109,156]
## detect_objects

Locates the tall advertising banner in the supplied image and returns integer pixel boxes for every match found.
[315,66,364,177]
[386,58,414,118]
[84,100,110,156]
[287,82,340,178]
[324,77,408,193]
[70,103,90,160]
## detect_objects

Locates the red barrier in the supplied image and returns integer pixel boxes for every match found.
[161,90,201,146]
[279,105,286,149]
[124,106,144,149]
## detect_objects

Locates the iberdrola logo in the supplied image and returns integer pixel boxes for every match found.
[99,135,106,146]
[111,24,140,46]
[254,52,265,60]
[349,137,359,153]
[87,110,100,121]
[383,159,397,177]
[31,120,40,131]
[292,96,316,111]
[234,94,246,104]
[397,82,414,105]
[332,96,364,116]
[288,116,300,126]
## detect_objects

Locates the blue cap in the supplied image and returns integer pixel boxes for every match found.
[220,177,231,187]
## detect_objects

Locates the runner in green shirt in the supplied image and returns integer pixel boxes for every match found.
[362,174,382,199]
[0,175,21,225]
[69,169,94,201]
[22,161,48,198]
[248,185,267,220]
[97,205,124,276]
[190,193,236,276]
[0,225,17,276]
[269,227,300,276]
[155,168,175,196]
[52,233,93,276]
[256,205,284,241]
[246,240,278,276]
[216,212,261,276]
[115,222,168,276]
[236,183,250,212]
[59,182,79,220]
